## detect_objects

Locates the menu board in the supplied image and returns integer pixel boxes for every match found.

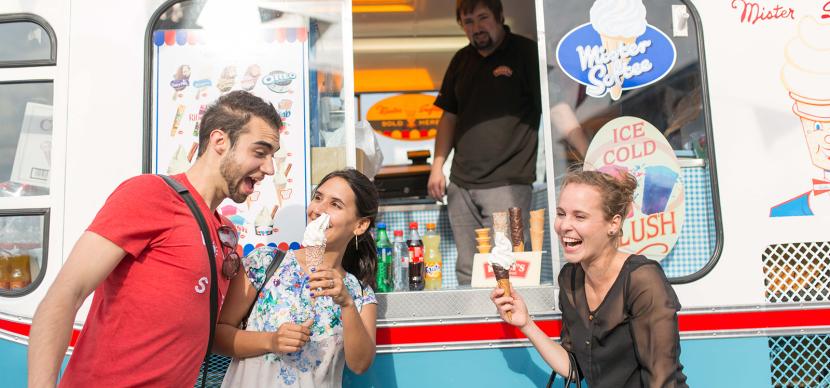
[151,28,309,255]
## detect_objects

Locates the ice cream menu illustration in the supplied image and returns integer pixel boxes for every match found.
[770,17,830,217]
[584,116,685,261]
[151,28,309,255]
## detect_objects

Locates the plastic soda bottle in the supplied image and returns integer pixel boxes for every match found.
[407,222,425,291]
[423,223,442,290]
[392,230,409,292]
[375,223,393,292]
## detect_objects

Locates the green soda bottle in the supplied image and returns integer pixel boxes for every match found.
[375,223,393,292]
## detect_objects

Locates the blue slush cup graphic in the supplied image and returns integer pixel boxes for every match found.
[642,166,678,215]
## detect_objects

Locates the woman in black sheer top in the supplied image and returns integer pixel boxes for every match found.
[491,170,688,387]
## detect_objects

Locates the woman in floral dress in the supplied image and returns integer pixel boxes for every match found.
[215,169,379,387]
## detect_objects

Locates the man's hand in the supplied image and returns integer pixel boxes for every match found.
[428,167,446,200]
[269,320,312,354]
[428,110,455,201]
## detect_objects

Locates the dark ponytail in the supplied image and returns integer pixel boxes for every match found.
[317,169,379,291]
[344,232,377,291]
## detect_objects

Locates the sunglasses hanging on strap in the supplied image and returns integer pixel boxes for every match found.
[159,175,219,388]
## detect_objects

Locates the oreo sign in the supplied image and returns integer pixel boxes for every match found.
[556,22,676,101]
[263,71,296,93]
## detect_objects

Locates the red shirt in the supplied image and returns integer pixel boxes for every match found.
[59,174,232,387]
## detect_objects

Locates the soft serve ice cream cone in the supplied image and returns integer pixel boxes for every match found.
[589,0,647,100]
[781,17,830,172]
[489,232,516,322]
[302,213,329,319]
[302,213,330,268]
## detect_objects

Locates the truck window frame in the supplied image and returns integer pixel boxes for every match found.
[0,13,56,298]
[664,0,722,285]
[0,209,51,298]
[0,13,57,68]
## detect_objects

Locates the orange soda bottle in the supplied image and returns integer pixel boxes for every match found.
[423,223,442,290]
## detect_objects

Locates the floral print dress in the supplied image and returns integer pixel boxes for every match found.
[221,247,377,388]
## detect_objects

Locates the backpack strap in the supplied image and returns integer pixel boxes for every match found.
[241,249,286,330]
[159,175,218,388]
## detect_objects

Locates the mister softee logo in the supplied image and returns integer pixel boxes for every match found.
[556,0,677,101]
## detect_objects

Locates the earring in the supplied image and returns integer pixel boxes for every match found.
[354,233,359,250]
[608,230,617,236]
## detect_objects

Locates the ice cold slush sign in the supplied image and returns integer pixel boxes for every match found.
[556,22,677,100]
[584,117,685,261]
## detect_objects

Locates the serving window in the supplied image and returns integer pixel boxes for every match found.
[0,14,56,297]
[542,0,720,282]
[145,0,351,259]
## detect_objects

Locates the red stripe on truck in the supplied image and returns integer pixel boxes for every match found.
[3,308,830,348]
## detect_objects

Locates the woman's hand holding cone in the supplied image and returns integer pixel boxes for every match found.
[490,286,528,328]
[309,266,353,308]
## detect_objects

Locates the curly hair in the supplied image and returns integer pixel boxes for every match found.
[562,169,638,225]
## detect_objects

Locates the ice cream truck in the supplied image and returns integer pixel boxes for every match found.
[1,0,830,386]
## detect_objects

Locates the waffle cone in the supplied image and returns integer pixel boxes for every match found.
[599,35,637,100]
[512,242,525,253]
[305,244,326,317]
[305,245,326,267]
[497,278,512,322]
[530,229,544,252]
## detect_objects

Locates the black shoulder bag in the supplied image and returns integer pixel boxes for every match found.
[159,175,219,388]
[240,248,286,330]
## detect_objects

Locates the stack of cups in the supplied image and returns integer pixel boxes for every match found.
[508,207,524,253]
[529,209,545,252]
[475,228,492,253]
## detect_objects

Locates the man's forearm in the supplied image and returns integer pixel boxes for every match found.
[432,112,456,169]
[28,292,81,387]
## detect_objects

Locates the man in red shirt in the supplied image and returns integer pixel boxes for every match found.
[28,91,307,387]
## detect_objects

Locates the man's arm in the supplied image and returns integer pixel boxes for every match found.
[28,232,126,388]
[551,102,589,159]
[427,111,457,200]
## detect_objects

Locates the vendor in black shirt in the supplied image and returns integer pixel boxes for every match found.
[429,0,542,285]
[491,170,688,388]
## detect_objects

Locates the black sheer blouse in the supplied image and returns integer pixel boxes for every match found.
[558,255,688,388]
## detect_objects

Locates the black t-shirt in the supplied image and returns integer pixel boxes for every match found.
[434,27,542,189]
[559,255,689,388]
